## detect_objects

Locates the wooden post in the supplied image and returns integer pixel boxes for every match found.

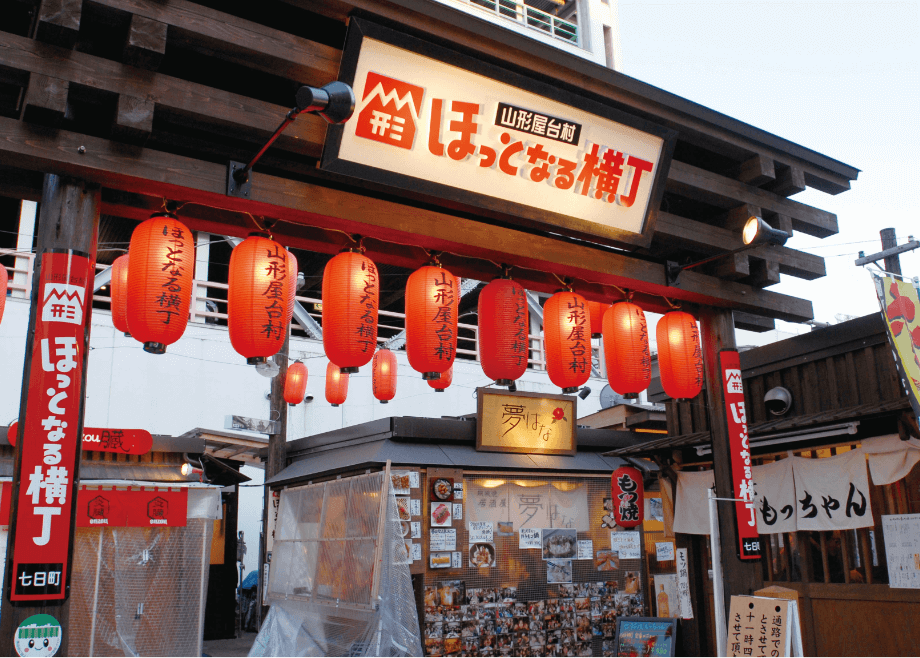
[698,306,763,624]
[880,228,901,276]
[256,329,290,627]
[0,175,100,656]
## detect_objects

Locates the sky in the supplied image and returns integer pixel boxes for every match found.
[618,0,920,342]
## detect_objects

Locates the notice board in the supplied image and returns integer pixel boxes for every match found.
[613,617,677,657]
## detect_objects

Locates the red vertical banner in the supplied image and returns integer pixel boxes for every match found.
[8,250,93,602]
[718,350,762,561]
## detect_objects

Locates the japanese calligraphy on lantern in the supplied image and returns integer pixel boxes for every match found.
[719,351,762,561]
[477,388,576,455]
[8,251,92,603]
[324,23,675,248]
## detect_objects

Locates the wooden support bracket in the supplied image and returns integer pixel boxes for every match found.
[728,154,775,187]
[123,13,167,71]
[112,94,154,144]
[36,0,83,50]
[22,73,69,127]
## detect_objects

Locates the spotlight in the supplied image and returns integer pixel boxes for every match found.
[578,386,592,400]
[742,216,790,247]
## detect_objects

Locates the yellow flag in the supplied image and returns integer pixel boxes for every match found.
[874,275,920,419]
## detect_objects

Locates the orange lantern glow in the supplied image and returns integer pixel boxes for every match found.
[428,364,453,392]
[372,348,397,403]
[0,263,8,325]
[228,232,297,364]
[325,361,349,406]
[587,300,610,338]
[543,290,591,393]
[322,250,379,372]
[284,361,308,406]
[110,254,131,336]
[603,302,651,397]
[126,211,194,354]
[657,311,703,400]
[406,263,458,379]
[478,277,529,386]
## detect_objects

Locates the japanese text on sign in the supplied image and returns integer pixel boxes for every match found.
[478,390,575,455]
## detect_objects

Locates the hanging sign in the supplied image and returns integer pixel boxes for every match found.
[611,466,644,528]
[791,451,873,531]
[7,250,93,603]
[74,487,188,528]
[872,275,920,421]
[323,19,676,249]
[7,422,152,455]
[719,350,762,560]
[477,388,576,456]
[753,458,797,534]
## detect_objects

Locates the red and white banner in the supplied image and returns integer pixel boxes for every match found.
[9,250,93,601]
[76,487,188,528]
[719,350,762,560]
[7,422,152,455]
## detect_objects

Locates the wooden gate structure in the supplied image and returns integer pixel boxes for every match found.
[0,0,858,654]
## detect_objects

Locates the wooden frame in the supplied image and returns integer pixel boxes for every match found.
[322,18,677,250]
[476,387,577,456]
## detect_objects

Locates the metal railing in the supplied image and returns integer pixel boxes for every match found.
[466,0,579,45]
[2,252,573,372]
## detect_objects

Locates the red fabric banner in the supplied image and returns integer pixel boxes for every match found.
[75,487,188,528]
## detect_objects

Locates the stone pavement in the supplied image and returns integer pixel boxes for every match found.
[203,632,257,657]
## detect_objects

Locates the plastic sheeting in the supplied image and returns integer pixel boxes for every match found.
[251,471,421,657]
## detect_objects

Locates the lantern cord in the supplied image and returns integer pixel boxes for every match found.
[161,198,189,214]
[657,294,681,310]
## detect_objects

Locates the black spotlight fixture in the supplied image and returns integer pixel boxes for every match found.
[228,80,356,198]
[578,386,591,400]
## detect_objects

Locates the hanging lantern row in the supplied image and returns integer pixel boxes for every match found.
[657,311,703,400]
[428,364,453,392]
[587,300,610,339]
[544,289,592,394]
[478,277,529,386]
[228,232,297,365]
[111,254,131,336]
[323,249,379,373]
[373,348,398,403]
[283,361,308,406]
[326,361,349,406]
[603,301,651,398]
[406,261,458,379]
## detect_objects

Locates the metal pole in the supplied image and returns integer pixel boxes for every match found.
[709,488,726,658]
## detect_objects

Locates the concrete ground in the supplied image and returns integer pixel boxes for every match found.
[203,632,257,657]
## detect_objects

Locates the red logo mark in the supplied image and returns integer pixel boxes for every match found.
[355,72,424,150]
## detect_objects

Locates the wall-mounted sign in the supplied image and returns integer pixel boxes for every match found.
[224,415,279,434]
[7,422,152,455]
[323,19,676,249]
[719,350,762,561]
[8,250,93,603]
[477,388,575,455]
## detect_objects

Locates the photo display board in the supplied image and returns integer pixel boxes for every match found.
[421,473,647,657]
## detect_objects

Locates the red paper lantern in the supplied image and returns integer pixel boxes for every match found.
[228,232,297,364]
[372,348,397,403]
[322,250,379,372]
[284,361,308,406]
[587,301,610,338]
[611,466,644,528]
[544,290,591,393]
[603,302,651,397]
[657,311,703,400]
[0,262,8,325]
[126,211,194,354]
[406,264,458,379]
[110,254,131,336]
[428,364,453,392]
[478,277,529,386]
[325,361,349,406]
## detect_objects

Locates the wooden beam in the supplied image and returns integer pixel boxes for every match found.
[85,0,340,84]
[667,160,838,237]
[0,116,817,321]
[732,311,775,333]
[123,13,167,71]
[707,252,749,281]
[727,154,775,187]
[36,0,83,50]
[112,94,154,143]
[765,164,806,197]
[0,31,324,156]
[22,73,68,127]
[747,257,781,288]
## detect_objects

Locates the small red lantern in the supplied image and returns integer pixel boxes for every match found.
[126,211,194,354]
[587,301,610,338]
[603,302,651,397]
[611,466,644,528]
[657,311,703,400]
[110,254,131,336]
[0,262,8,325]
[543,290,591,393]
[428,364,453,392]
[372,348,397,403]
[284,361,308,406]
[228,232,297,364]
[325,361,349,406]
[478,277,529,386]
[322,250,379,372]
[406,263,458,379]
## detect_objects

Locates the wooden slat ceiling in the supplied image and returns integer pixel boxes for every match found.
[0,0,859,328]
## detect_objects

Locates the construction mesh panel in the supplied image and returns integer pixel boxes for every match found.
[422,474,645,657]
[251,471,421,657]
[68,520,213,656]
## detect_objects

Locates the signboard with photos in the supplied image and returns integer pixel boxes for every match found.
[322,19,677,249]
